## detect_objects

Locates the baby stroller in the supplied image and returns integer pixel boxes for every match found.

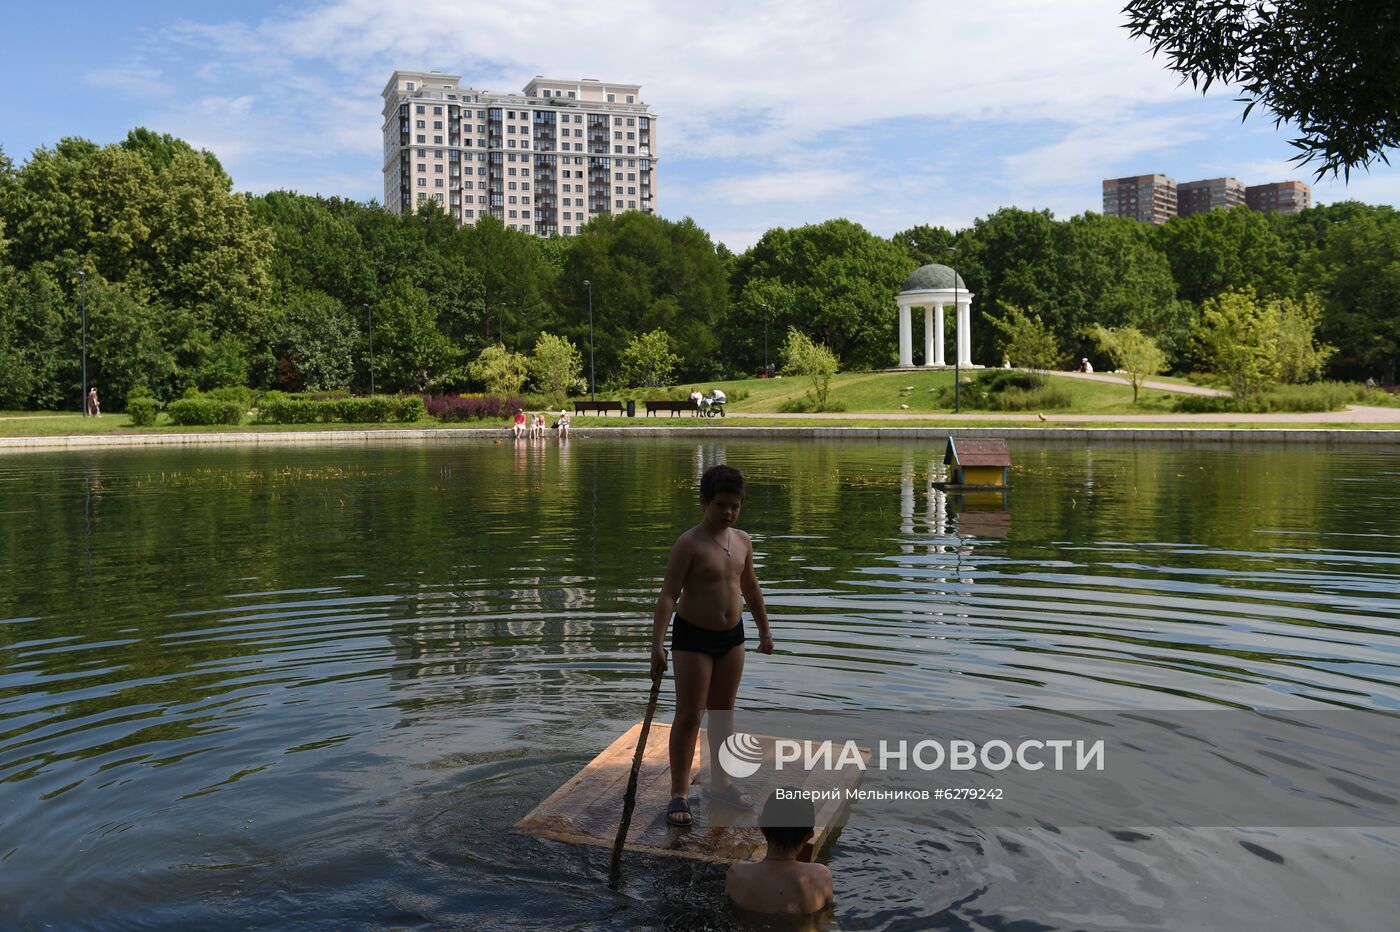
[701,389,727,418]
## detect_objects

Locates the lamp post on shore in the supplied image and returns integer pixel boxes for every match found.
[760,302,770,375]
[583,279,595,400]
[78,270,88,416]
[948,246,960,414]
[363,303,376,395]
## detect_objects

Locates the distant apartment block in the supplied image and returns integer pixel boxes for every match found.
[1102,174,1178,224]
[1103,172,1311,223]
[382,70,657,236]
[1246,181,1311,214]
[1176,177,1246,217]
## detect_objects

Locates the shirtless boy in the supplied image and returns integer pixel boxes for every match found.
[651,464,772,828]
[726,791,834,915]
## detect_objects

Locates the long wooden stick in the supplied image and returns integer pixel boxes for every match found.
[608,665,664,886]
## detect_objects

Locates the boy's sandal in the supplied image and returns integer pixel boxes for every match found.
[666,796,693,828]
[703,784,756,810]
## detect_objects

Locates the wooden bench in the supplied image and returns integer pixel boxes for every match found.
[574,400,625,416]
[644,399,701,417]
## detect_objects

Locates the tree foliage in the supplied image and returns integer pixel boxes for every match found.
[990,305,1062,378]
[529,331,584,403]
[1,126,1398,410]
[1123,0,1400,178]
[1088,324,1167,403]
[468,344,529,396]
[781,327,839,411]
[1192,288,1282,400]
[734,219,914,371]
[557,212,727,382]
[619,328,681,388]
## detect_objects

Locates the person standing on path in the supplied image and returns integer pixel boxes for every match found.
[87,386,101,417]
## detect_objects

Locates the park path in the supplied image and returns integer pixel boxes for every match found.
[1039,369,1229,396]
[726,406,1400,424]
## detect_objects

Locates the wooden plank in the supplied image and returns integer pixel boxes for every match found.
[514,723,867,864]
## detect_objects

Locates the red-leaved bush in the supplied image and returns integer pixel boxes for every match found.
[424,394,527,422]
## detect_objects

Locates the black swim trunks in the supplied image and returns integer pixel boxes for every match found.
[671,613,745,658]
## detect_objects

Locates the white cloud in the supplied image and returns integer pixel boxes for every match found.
[72,0,1399,241]
[704,170,860,205]
[1003,116,1205,188]
[85,60,169,98]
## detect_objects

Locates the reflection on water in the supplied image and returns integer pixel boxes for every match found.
[1,439,1398,929]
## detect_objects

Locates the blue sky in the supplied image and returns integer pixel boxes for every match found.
[4,1,1397,251]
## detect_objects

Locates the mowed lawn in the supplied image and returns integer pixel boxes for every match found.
[702,369,1183,415]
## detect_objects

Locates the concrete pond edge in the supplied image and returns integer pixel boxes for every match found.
[4,426,1400,451]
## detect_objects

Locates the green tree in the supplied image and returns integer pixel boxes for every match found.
[468,344,529,396]
[557,212,728,381]
[1124,0,1400,177]
[83,277,175,405]
[1152,207,1296,307]
[990,305,1062,378]
[1273,293,1334,384]
[0,265,69,409]
[272,290,357,392]
[1192,288,1281,401]
[733,219,914,371]
[374,281,458,392]
[465,215,556,351]
[781,327,839,410]
[619,328,681,388]
[529,331,583,403]
[1314,207,1400,383]
[1088,324,1167,403]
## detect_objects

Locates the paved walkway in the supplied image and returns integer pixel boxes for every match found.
[726,406,1400,424]
[1042,369,1229,396]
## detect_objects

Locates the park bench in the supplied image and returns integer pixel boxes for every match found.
[574,400,625,416]
[644,399,701,417]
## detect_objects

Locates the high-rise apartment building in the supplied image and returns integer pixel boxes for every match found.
[1245,181,1311,214]
[1176,177,1246,217]
[382,70,657,236]
[1102,174,1178,224]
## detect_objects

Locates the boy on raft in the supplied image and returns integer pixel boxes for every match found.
[651,464,773,828]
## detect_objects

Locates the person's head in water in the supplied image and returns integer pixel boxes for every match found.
[759,790,815,855]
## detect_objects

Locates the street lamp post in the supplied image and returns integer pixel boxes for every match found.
[78,270,88,416]
[583,279,595,400]
[760,302,770,375]
[364,303,375,395]
[948,246,960,414]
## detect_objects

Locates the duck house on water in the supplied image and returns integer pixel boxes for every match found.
[933,437,1011,490]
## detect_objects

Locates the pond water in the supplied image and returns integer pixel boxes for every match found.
[1,438,1398,930]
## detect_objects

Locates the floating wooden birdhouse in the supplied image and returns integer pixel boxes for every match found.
[935,437,1011,489]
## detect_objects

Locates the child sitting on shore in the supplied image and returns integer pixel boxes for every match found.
[725,790,833,915]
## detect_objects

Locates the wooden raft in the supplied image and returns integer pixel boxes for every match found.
[514,722,866,863]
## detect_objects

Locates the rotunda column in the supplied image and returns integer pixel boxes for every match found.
[957,300,973,367]
[897,300,912,368]
[934,303,947,366]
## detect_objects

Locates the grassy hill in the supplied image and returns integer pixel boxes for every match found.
[696,369,1183,416]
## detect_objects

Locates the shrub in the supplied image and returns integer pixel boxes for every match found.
[203,386,257,409]
[424,394,527,422]
[254,394,425,424]
[396,395,426,421]
[255,396,323,424]
[936,369,1069,410]
[1257,382,1355,412]
[1172,394,1235,413]
[778,397,847,413]
[991,385,1072,411]
[166,397,244,426]
[126,397,159,427]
